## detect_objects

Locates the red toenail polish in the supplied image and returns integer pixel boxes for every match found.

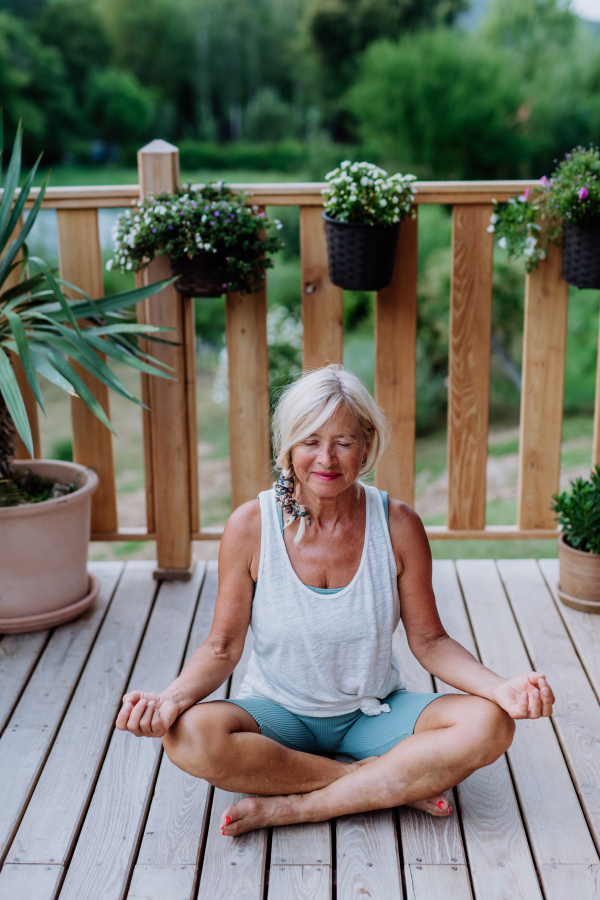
[225,816,232,825]
[221,827,224,834]
[449,807,453,813]
[438,800,444,809]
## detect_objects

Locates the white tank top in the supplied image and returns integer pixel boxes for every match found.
[236,483,405,716]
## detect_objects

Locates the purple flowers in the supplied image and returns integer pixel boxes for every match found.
[540,176,549,188]
[579,187,589,200]
[524,188,530,200]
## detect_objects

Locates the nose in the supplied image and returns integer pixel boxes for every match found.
[316,443,335,467]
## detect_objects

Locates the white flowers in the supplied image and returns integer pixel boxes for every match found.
[323,160,417,226]
[487,224,495,233]
[524,235,537,257]
[498,237,507,249]
[105,259,113,271]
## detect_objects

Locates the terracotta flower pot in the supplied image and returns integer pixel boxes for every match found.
[557,532,600,613]
[0,460,100,633]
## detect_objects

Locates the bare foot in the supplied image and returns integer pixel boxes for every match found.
[221,794,308,836]
[405,794,452,817]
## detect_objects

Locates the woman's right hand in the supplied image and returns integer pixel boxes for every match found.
[115,690,180,737]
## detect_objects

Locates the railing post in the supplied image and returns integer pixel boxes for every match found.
[137,140,195,579]
[375,213,418,505]
[300,206,343,369]
[593,312,600,470]
[517,243,569,529]
[57,209,118,534]
[447,205,494,530]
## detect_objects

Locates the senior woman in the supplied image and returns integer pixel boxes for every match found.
[117,365,554,837]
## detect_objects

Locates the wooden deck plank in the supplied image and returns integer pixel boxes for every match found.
[336,810,402,900]
[0,863,64,900]
[0,630,49,735]
[0,563,122,865]
[197,788,268,900]
[539,558,600,703]
[8,562,154,867]
[431,561,542,900]
[198,626,269,900]
[392,618,465,866]
[271,824,331,866]
[457,560,599,881]
[133,563,223,881]
[267,864,330,900]
[57,565,204,900]
[128,864,196,900]
[405,864,473,900]
[498,559,600,853]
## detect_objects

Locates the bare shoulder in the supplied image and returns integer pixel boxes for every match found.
[387,497,430,577]
[220,499,262,579]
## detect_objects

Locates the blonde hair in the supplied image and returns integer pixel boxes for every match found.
[272,365,388,541]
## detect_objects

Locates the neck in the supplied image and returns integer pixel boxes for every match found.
[295,480,362,528]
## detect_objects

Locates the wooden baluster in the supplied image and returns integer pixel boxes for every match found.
[517,242,569,529]
[226,286,271,509]
[56,209,118,533]
[136,271,156,535]
[375,213,418,505]
[300,206,343,369]
[447,205,494,530]
[137,140,195,578]
[593,309,600,470]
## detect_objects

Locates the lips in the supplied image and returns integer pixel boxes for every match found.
[312,472,341,481]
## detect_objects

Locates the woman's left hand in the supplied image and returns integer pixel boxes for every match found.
[492,672,555,719]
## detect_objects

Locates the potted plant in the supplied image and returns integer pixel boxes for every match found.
[320,161,416,291]
[551,466,600,612]
[107,183,284,296]
[0,122,174,633]
[489,145,600,288]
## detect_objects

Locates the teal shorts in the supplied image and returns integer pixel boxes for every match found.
[225,689,442,759]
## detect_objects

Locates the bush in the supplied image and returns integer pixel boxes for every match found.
[348,29,526,179]
[178,140,307,173]
[86,67,155,145]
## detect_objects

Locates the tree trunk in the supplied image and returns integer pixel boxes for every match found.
[0,390,15,480]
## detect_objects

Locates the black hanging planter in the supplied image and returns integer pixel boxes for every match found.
[322,212,400,291]
[170,251,227,297]
[562,221,600,289]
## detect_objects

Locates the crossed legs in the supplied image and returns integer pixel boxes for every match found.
[163,694,515,836]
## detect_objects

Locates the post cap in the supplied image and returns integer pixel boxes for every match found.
[138,139,179,155]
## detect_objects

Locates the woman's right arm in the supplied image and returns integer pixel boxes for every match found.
[115,500,261,737]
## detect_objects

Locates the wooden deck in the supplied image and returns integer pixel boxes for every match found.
[2,558,600,900]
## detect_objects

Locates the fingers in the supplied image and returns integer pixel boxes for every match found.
[538,676,555,716]
[527,688,542,719]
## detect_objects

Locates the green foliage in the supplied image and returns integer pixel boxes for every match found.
[49,437,73,461]
[551,466,600,554]
[322,160,416,224]
[0,119,176,466]
[491,146,600,269]
[348,29,525,179]
[0,466,77,507]
[303,0,467,112]
[0,11,75,157]
[547,146,600,226]
[85,67,156,145]
[109,184,284,294]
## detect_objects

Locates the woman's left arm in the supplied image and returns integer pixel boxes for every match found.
[389,500,555,720]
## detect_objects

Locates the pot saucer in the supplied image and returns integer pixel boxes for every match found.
[0,573,101,633]
[557,583,600,614]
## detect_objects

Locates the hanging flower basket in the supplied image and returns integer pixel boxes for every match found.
[108,183,284,297]
[322,213,400,291]
[169,251,226,297]
[320,161,416,293]
[562,221,600,289]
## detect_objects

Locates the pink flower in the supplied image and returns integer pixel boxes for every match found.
[524,188,530,200]
[579,187,589,200]
[540,176,549,188]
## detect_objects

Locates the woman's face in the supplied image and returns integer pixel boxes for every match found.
[291,406,370,499]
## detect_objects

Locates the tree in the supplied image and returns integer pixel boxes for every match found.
[0,11,75,159]
[348,29,527,179]
[86,68,156,145]
[302,0,468,127]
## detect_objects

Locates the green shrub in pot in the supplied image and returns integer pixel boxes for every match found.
[551,466,600,611]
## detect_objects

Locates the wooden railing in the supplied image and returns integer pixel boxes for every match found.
[11,139,600,578]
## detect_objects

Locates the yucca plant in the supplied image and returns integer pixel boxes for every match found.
[0,119,174,493]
